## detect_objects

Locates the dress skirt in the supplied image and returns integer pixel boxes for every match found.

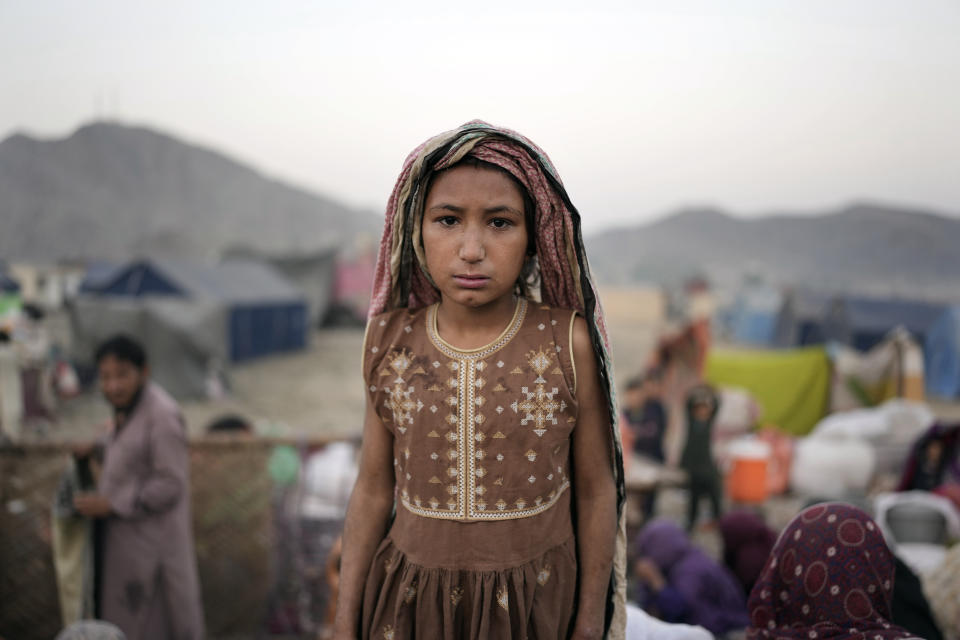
[360,501,577,640]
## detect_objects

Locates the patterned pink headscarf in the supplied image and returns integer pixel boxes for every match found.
[367,120,626,637]
[747,503,919,640]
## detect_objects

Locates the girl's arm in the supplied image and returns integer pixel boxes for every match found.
[570,316,618,640]
[332,401,396,639]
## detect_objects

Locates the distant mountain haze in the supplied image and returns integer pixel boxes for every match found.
[2,121,958,300]
[586,204,960,298]
[0,121,381,261]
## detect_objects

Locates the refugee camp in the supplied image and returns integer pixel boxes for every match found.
[2,3,960,640]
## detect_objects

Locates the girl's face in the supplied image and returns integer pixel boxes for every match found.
[422,164,529,311]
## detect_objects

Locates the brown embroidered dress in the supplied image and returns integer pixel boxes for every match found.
[360,297,581,640]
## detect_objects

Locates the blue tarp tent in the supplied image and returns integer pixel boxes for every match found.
[0,273,20,293]
[727,285,782,346]
[926,306,960,398]
[79,261,123,293]
[774,290,830,347]
[93,258,308,362]
[824,296,945,352]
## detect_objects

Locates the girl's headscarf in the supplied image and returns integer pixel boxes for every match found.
[368,120,626,637]
[720,510,778,595]
[747,503,920,640]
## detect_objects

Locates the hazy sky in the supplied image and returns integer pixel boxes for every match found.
[2,0,959,232]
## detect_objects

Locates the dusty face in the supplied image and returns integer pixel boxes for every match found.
[98,354,148,410]
[421,165,529,311]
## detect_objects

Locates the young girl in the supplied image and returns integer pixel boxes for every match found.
[333,121,626,639]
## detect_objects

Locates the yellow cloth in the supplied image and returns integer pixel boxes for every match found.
[705,347,830,436]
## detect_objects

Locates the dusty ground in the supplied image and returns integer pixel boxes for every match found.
[34,317,960,555]
[43,327,369,442]
[48,314,667,442]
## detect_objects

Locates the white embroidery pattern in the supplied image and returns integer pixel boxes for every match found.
[398,298,571,521]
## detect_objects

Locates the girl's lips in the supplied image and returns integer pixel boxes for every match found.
[453,275,490,289]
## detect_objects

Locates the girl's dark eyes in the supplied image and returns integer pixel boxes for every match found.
[434,216,514,229]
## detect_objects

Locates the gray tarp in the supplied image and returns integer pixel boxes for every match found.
[221,250,336,326]
[69,297,226,400]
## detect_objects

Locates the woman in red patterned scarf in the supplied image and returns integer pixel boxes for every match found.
[747,503,922,640]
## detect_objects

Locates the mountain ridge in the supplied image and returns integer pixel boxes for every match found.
[0,121,380,261]
[3,121,957,300]
[586,200,960,298]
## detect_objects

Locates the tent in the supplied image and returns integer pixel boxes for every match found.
[726,285,782,346]
[0,273,20,293]
[70,296,219,399]
[84,258,308,362]
[824,296,945,352]
[78,261,122,293]
[926,305,960,398]
[222,249,337,327]
[261,251,336,327]
[705,346,831,436]
[332,248,376,323]
[773,290,830,347]
[829,328,925,412]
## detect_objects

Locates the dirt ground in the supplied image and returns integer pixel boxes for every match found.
[35,317,960,557]
[47,314,666,443]
[43,327,370,442]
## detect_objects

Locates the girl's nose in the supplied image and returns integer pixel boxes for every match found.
[458,228,485,262]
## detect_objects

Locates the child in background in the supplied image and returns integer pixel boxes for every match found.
[681,384,722,530]
[620,369,667,520]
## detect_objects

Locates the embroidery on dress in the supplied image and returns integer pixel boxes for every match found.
[383,348,424,433]
[537,564,552,586]
[451,586,464,607]
[383,625,395,640]
[403,580,418,604]
[398,300,574,522]
[511,347,566,437]
[497,585,509,610]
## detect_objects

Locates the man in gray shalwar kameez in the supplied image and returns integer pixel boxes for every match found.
[73,335,204,640]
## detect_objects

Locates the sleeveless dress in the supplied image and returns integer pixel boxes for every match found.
[360,297,581,640]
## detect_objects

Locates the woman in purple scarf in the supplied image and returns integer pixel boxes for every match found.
[634,519,749,636]
[719,510,778,597]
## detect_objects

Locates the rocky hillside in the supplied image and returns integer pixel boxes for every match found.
[586,204,960,297]
[0,121,380,261]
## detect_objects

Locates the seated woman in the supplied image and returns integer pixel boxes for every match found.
[747,502,921,639]
[634,519,749,636]
[719,510,777,597]
[923,542,960,640]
